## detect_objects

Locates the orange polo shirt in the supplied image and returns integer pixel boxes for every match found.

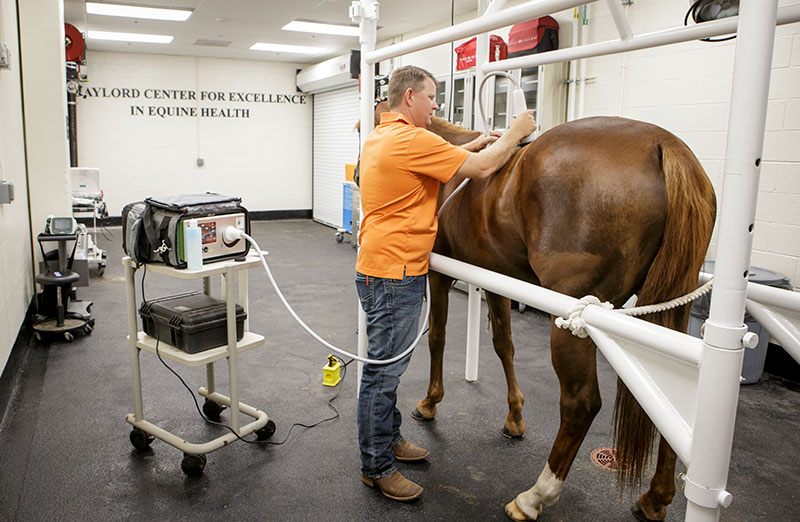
[356,112,471,279]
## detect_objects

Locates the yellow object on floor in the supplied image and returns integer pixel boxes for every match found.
[323,355,341,387]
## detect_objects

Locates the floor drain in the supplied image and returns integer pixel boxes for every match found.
[590,447,621,471]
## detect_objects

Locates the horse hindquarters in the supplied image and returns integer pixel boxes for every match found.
[612,140,716,520]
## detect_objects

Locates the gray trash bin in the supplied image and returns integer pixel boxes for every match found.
[688,261,793,384]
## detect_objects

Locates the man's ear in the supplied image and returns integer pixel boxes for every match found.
[402,87,414,106]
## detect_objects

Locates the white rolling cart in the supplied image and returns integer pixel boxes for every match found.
[123,253,274,476]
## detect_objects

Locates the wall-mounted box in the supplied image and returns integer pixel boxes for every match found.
[0,43,9,69]
[0,180,14,203]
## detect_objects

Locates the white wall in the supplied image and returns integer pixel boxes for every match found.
[76,52,313,216]
[0,0,34,374]
[581,0,800,287]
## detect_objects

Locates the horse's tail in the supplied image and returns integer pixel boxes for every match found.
[612,137,717,488]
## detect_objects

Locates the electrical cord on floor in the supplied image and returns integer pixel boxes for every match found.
[140,264,351,446]
[256,355,354,446]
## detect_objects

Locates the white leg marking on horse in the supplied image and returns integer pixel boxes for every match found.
[514,463,563,520]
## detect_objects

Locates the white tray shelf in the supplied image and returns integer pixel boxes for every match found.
[132,331,265,367]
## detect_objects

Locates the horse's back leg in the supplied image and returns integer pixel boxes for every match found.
[633,437,678,521]
[506,324,601,520]
[413,270,453,421]
[484,291,526,438]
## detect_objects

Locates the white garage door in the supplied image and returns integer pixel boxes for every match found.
[312,86,361,227]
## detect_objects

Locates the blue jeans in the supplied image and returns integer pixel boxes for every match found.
[355,271,427,479]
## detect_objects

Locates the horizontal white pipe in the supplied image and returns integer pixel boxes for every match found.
[366,0,589,64]
[431,253,702,366]
[700,271,800,312]
[605,0,632,41]
[482,3,800,73]
[744,280,800,312]
[745,299,800,365]
[582,306,703,367]
[587,326,692,465]
[430,253,576,317]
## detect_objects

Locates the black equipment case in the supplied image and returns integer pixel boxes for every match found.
[139,292,246,353]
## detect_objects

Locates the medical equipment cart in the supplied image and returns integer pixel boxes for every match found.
[123,253,274,476]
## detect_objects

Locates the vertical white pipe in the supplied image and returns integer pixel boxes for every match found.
[465,284,481,381]
[476,0,490,133]
[125,260,144,421]
[225,267,241,433]
[616,2,630,116]
[706,1,776,332]
[239,269,249,331]
[355,0,378,387]
[685,1,779,521]
[567,8,579,121]
[577,4,589,119]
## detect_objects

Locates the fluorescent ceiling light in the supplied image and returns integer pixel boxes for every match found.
[282,20,359,37]
[250,42,327,54]
[86,2,192,22]
[88,30,173,44]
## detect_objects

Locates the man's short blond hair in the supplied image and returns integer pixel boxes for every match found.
[387,65,437,110]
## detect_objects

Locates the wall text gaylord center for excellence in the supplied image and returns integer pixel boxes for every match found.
[78,86,308,119]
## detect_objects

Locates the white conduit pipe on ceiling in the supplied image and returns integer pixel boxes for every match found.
[481,2,800,73]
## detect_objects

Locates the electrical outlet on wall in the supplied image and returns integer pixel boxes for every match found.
[0,43,10,69]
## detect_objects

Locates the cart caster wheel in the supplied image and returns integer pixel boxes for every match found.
[256,420,277,441]
[84,325,93,336]
[64,332,74,343]
[87,304,93,314]
[518,302,527,313]
[129,428,154,451]
[98,265,105,276]
[335,232,344,243]
[88,318,96,328]
[34,332,43,343]
[202,399,225,420]
[181,453,206,477]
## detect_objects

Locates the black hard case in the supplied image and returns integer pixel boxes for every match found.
[139,292,246,353]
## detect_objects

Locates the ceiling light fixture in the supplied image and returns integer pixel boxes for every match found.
[250,42,327,54]
[282,20,359,37]
[87,30,174,44]
[86,2,193,22]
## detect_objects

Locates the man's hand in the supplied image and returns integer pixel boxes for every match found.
[508,110,536,142]
[461,130,502,152]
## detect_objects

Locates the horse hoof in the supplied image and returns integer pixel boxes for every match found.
[501,426,525,440]
[410,408,434,422]
[631,500,662,522]
[505,499,536,521]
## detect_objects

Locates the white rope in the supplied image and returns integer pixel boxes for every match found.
[555,296,614,338]
[555,279,714,338]
[618,279,713,317]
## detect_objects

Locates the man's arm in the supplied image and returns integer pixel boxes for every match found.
[461,130,502,152]
[456,111,536,180]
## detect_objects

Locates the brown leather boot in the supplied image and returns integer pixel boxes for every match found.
[391,438,430,462]
[361,471,423,501]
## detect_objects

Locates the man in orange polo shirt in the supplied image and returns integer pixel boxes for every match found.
[355,65,536,502]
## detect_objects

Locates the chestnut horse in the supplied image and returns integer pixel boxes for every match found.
[364,103,716,521]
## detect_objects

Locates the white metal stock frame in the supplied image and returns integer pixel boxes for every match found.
[350,1,800,520]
